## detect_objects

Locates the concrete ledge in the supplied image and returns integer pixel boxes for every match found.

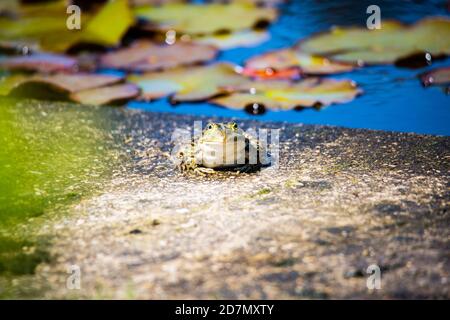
[2,99,449,299]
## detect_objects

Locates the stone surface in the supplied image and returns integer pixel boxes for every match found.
[1,99,449,299]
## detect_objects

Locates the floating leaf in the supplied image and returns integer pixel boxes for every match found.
[207,0,286,7]
[81,0,134,47]
[192,30,269,50]
[0,0,134,52]
[70,83,140,105]
[100,40,218,72]
[0,74,27,96]
[210,78,362,111]
[297,18,450,64]
[130,0,184,5]
[0,1,86,52]
[134,3,277,34]
[0,54,77,73]
[18,0,68,16]
[11,74,123,93]
[4,73,139,106]
[128,62,251,101]
[244,48,355,79]
[420,67,450,87]
[0,17,81,53]
[0,40,37,55]
[244,66,302,81]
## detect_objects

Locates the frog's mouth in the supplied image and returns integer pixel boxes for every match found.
[201,129,227,143]
[199,138,247,168]
[201,133,244,145]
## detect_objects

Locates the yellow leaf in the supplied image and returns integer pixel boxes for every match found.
[128,63,251,101]
[298,18,450,64]
[210,78,362,110]
[82,0,134,46]
[134,3,277,34]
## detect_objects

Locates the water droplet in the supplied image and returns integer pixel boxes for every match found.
[421,74,434,87]
[265,68,274,76]
[244,103,266,115]
[22,46,29,55]
[234,65,244,74]
[165,30,176,45]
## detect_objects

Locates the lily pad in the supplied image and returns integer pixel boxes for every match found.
[81,0,134,47]
[3,73,139,106]
[420,67,450,86]
[208,0,285,7]
[11,73,123,94]
[193,30,270,50]
[134,3,277,34]
[130,0,184,5]
[0,54,78,73]
[100,40,218,72]
[244,48,355,79]
[0,74,27,96]
[297,18,450,64]
[210,78,362,111]
[0,0,134,52]
[0,1,86,53]
[0,41,37,55]
[128,62,251,101]
[243,66,302,81]
[70,83,140,105]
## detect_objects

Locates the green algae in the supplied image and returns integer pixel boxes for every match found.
[0,236,50,276]
[0,98,126,276]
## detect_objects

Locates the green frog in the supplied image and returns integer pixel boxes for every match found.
[173,122,268,174]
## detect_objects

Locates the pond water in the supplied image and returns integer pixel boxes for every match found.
[128,0,450,136]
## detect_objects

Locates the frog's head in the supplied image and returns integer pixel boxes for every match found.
[201,122,243,144]
[198,122,247,168]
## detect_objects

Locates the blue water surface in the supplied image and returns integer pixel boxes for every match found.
[128,0,450,136]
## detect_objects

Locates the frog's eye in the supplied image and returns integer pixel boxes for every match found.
[228,122,238,130]
[206,123,214,130]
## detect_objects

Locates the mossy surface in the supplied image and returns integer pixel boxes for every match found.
[0,98,125,277]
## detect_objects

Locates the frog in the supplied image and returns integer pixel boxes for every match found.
[172,122,269,174]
